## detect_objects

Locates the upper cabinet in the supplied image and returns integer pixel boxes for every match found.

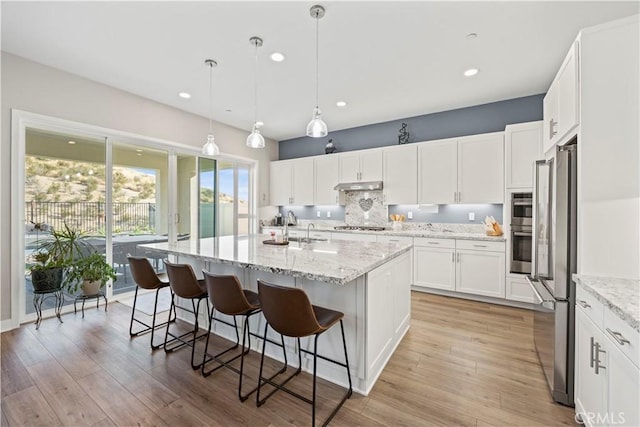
[339,149,383,183]
[418,133,504,204]
[383,145,417,204]
[505,121,543,189]
[458,133,504,204]
[270,158,314,206]
[314,155,340,205]
[418,138,457,204]
[543,42,579,153]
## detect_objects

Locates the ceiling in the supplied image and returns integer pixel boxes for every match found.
[2,2,638,142]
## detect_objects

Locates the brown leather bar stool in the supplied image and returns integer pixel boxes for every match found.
[127,256,177,349]
[200,271,266,401]
[163,260,210,370]
[256,280,353,427]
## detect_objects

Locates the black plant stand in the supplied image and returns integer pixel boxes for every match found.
[74,291,108,318]
[33,287,64,330]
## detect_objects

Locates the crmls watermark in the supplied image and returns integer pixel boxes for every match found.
[575,411,626,425]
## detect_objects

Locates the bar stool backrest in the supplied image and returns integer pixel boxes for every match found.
[203,271,254,316]
[164,260,205,298]
[128,256,164,290]
[257,280,321,338]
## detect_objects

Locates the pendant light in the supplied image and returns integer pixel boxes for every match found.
[202,59,220,156]
[306,4,328,138]
[246,36,265,148]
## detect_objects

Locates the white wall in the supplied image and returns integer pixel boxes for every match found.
[1,52,279,322]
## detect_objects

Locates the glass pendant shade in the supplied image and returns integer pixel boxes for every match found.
[306,107,328,138]
[246,124,265,148]
[202,133,219,155]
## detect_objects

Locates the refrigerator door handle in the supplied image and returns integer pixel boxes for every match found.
[526,275,556,310]
[532,160,546,278]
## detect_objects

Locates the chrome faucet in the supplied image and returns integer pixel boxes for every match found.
[306,223,316,243]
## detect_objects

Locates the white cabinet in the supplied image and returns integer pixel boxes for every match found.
[331,232,377,242]
[314,155,339,205]
[383,145,417,204]
[505,276,534,303]
[543,42,579,153]
[457,133,504,204]
[504,121,543,189]
[414,238,456,291]
[413,238,505,298]
[417,133,504,204]
[269,158,314,206]
[339,149,383,183]
[575,287,640,427]
[456,241,506,298]
[418,138,457,204]
[575,306,608,426]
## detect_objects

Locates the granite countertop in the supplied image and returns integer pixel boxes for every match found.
[574,274,640,332]
[262,225,506,242]
[140,235,412,286]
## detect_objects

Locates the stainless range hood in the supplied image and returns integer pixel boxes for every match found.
[333,181,383,191]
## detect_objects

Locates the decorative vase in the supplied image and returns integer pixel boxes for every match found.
[81,280,101,296]
[392,221,402,231]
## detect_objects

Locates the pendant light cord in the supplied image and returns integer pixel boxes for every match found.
[254,42,258,125]
[208,62,213,134]
[315,9,320,109]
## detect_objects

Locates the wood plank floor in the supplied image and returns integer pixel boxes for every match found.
[1,291,577,426]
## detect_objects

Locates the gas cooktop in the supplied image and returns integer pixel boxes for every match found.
[334,225,386,231]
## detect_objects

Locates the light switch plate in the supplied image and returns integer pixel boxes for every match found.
[407,211,413,219]
[468,212,475,221]
[317,210,321,217]
[327,211,331,218]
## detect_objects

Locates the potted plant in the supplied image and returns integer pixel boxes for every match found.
[28,223,95,292]
[64,252,117,295]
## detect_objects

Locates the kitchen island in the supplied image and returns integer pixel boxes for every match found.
[140,234,412,395]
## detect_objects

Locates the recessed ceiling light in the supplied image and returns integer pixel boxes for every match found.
[464,68,479,77]
[178,92,191,99]
[68,140,76,145]
[270,52,285,62]
[256,121,264,127]
[466,33,478,40]
[225,109,233,112]
[135,149,143,153]
[136,153,142,156]
[336,101,348,107]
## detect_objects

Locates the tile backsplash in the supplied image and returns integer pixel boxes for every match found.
[344,190,388,225]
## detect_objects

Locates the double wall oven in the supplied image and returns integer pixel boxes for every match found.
[510,192,533,275]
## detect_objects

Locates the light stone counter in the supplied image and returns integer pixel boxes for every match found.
[574,274,640,331]
[263,224,506,242]
[140,234,412,285]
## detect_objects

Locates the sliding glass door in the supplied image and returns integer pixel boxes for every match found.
[217,160,253,236]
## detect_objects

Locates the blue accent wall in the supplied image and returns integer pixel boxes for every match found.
[279,94,544,159]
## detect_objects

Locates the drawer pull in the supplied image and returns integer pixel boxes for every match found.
[473,244,487,248]
[577,300,591,309]
[427,242,440,245]
[606,328,631,346]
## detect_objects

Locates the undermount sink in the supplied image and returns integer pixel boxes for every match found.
[287,237,328,243]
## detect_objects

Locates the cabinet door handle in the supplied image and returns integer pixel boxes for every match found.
[589,337,596,368]
[456,252,460,263]
[606,328,631,346]
[453,191,457,203]
[458,191,461,202]
[577,300,591,309]
[335,195,338,204]
[549,118,558,139]
[451,252,455,262]
[594,341,606,375]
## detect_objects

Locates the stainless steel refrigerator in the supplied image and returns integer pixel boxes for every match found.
[526,140,577,407]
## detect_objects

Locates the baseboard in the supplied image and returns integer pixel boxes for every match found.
[1,318,19,333]
[411,286,536,310]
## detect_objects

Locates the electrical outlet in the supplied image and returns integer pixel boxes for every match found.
[468,212,475,221]
[327,211,331,218]
[407,211,413,219]
[316,210,321,218]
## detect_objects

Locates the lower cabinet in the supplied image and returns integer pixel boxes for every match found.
[414,238,505,298]
[575,293,640,427]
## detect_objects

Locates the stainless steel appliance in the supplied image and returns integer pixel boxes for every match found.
[526,140,577,407]
[510,192,533,274]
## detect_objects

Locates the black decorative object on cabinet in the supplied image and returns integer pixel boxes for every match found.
[398,122,410,144]
[325,138,337,154]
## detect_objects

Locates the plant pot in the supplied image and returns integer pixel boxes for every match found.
[31,267,63,292]
[81,280,102,296]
